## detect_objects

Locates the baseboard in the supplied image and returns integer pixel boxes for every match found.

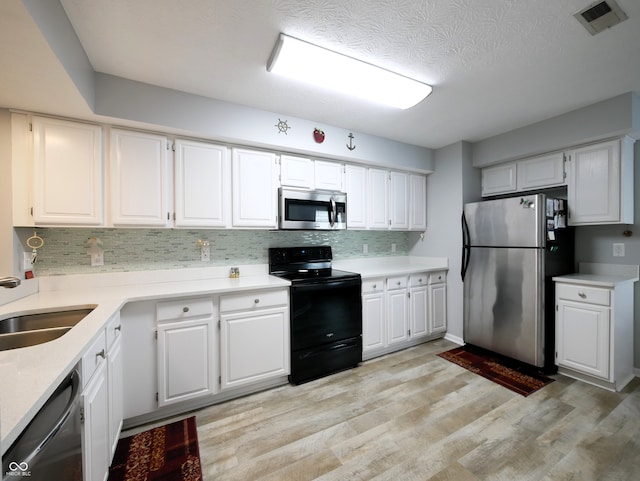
[444,332,464,345]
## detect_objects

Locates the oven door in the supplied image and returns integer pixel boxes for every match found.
[290,277,362,352]
[279,188,347,230]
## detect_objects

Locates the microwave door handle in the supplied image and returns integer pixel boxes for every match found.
[329,197,336,226]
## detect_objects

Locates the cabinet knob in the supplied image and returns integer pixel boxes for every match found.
[114,325,122,332]
[373,284,377,289]
[397,281,401,286]
[578,292,586,298]
[183,306,190,313]
[254,298,260,304]
[418,278,423,283]
[96,349,105,360]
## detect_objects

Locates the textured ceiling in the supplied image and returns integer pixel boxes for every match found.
[2,0,640,149]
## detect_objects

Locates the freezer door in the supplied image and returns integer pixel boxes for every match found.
[464,194,545,247]
[463,246,545,367]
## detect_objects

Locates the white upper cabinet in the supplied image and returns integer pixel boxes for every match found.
[567,137,634,225]
[32,116,104,225]
[280,155,314,189]
[516,152,565,191]
[409,174,427,231]
[232,148,278,228]
[314,160,344,191]
[174,139,230,228]
[110,129,171,227]
[344,164,367,229]
[481,162,517,196]
[367,168,389,229]
[389,171,409,229]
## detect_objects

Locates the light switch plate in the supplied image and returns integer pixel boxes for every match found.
[613,243,625,257]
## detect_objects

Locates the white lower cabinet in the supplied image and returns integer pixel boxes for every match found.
[363,271,447,360]
[219,289,289,390]
[555,279,634,391]
[81,312,123,481]
[156,297,217,406]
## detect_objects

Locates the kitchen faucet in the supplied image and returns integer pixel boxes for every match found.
[0,276,21,288]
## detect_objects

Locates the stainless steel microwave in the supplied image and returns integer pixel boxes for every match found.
[278,188,347,230]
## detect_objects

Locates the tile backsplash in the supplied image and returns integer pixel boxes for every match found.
[17,228,410,276]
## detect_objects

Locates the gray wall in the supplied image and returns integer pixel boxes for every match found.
[410,141,480,341]
[472,92,639,167]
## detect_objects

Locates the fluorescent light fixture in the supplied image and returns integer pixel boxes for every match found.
[267,33,432,110]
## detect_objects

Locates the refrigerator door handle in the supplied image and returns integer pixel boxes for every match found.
[461,212,471,281]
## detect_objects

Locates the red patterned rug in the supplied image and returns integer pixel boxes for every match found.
[437,345,554,396]
[108,416,203,481]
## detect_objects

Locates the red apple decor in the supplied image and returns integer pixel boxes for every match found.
[313,128,325,143]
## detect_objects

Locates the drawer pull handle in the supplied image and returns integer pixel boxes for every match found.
[114,325,122,332]
[578,292,587,299]
[96,349,105,360]
[183,307,190,313]
[254,299,260,304]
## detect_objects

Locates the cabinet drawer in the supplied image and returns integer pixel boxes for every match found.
[410,273,428,287]
[82,329,106,387]
[428,271,447,285]
[556,284,610,306]
[156,297,214,322]
[387,276,408,290]
[362,278,385,293]
[220,289,288,313]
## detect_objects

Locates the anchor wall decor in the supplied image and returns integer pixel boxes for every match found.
[346,133,356,151]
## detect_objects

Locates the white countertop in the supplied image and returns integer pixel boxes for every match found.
[553,262,640,288]
[0,256,447,452]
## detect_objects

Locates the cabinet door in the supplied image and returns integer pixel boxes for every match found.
[516,152,565,191]
[409,174,427,231]
[389,171,409,230]
[567,140,621,225]
[409,286,428,339]
[429,283,447,334]
[232,148,278,228]
[32,116,103,225]
[280,155,313,189]
[111,129,170,226]
[387,288,408,345]
[107,335,123,459]
[82,361,109,481]
[344,164,367,229]
[314,160,343,190]
[362,292,385,352]
[174,139,230,227]
[481,162,517,196]
[157,319,215,406]
[220,307,289,390]
[556,300,610,379]
[367,168,389,229]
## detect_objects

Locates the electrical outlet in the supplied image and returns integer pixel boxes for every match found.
[201,244,211,261]
[22,252,32,270]
[613,243,625,257]
[391,243,396,253]
[91,252,104,267]
[363,244,368,254]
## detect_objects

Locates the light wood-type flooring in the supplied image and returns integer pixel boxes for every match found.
[193,339,640,480]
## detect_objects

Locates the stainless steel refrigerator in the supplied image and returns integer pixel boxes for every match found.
[461,194,573,371]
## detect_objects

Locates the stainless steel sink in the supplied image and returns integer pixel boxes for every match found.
[0,308,95,351]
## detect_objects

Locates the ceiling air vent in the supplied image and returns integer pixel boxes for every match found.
[574,0,628,35]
